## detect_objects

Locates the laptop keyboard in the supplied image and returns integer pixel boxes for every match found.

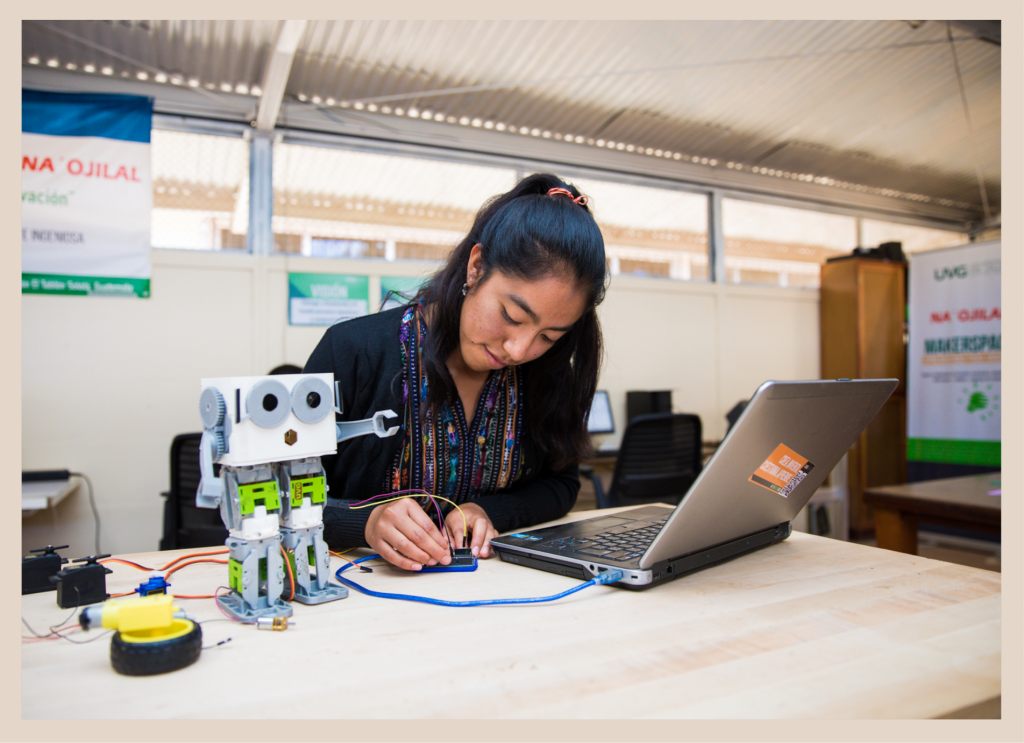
[543,516,670,563]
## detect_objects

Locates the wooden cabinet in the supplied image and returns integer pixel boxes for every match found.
[820,258,907,536]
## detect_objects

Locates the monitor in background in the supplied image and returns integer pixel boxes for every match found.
[587,390,615,435]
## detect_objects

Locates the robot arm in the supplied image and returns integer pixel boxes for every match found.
[196,430,225,508]
[336,409,399,443]
[331,379,399,442]
[196,386,230,509]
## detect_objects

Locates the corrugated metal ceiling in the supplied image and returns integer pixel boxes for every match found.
[22,19,1000,223]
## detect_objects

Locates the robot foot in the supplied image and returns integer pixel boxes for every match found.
[216,592,294,623]
[290,583,348,605]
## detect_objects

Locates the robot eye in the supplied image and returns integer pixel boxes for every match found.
[291,376,332,424]
[245,379,291,428]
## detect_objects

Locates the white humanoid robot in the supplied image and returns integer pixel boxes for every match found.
[196,373,397,623]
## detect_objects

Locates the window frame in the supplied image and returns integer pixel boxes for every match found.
[151,115,974,287]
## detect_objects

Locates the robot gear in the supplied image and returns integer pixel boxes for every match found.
[199,387,226,429]
[211,430,227,460]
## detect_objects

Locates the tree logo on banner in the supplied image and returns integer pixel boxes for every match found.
[958,382,1000,422]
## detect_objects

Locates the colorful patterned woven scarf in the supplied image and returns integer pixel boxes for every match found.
[387,305,524,511]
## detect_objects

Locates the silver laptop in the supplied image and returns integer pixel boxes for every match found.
[490,378,897,589]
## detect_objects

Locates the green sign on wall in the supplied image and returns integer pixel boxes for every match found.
[21,273,150,298]
[288,273,369,326]
[380,275,428,311]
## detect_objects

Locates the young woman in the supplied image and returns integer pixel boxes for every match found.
[304,173,606,570]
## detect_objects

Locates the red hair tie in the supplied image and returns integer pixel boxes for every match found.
[546,187,589,206]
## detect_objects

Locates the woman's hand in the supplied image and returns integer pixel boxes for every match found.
[365,499,452,571]
[445,502,499,558]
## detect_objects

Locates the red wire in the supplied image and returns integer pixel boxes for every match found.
[213,586,241,622]
[98,551,230,599]
[164,558,228,579]
[22,623,83,643]
[99,558,154,571]
[160,549,229,571]
[329,550,360,566]
[94,549,265,605]
[280,546,295,601]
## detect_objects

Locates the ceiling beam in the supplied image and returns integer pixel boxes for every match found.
[276,102,984,229]
[20,66,986,229]
[254,20,307,131]
[947,20,1000,46]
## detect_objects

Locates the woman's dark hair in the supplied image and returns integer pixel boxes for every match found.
[413,172,606,470]
[269,363,303,375]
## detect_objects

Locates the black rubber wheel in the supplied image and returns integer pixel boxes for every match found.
[110,620,202,676]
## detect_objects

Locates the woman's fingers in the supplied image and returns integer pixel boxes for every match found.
[470,517,500,558]
[378,540,428,571]
[445,503,499,559]
[366,500,452,570]
[407,502,453,554]
[446,513,466,550]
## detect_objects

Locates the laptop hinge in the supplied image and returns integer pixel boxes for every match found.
[645,522,792,579]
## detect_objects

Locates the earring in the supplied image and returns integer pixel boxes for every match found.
[461,283,468,297]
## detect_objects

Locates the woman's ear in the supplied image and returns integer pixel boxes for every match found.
[466,243,484,287]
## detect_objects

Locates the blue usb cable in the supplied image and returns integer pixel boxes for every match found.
[334,555,623,606]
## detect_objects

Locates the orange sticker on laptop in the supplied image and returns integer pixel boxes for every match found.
[749,444,815,498]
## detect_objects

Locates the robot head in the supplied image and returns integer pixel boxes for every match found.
[199,374,337,466]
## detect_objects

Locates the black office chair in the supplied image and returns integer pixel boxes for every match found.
[581,413,703,509]
[725,400,747,435]
[159,433,228,550]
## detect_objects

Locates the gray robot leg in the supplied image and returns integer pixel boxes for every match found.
[217,534,293,623]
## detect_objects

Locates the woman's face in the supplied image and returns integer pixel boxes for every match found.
[456,244,587,375]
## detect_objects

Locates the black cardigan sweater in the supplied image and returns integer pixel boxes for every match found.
[303,307,580,549]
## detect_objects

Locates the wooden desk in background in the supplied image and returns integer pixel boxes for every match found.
[21,476,82,517]
[864,472,1001,555]
[22,476,83,519]
[21,507,1000,719]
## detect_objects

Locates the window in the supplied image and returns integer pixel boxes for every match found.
[151,129,249,250]
[271,143,517,260]
[722,198,857,288]
[150,122,973,278]
[861,219,970,254]
[570,176,709,280]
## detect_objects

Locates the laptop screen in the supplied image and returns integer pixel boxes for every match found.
[587,390,615,434]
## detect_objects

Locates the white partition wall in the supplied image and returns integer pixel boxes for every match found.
[22,249,820,557]
[592,276,820,448]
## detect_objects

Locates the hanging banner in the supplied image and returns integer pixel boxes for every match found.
[21,90,153,298]
[288,273,369,326]
[907,241,1000,466]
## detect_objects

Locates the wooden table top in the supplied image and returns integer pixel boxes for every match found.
[21,507,1001,720]
[864,472,1002,523]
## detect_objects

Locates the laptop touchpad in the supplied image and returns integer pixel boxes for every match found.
[578,517,635,532]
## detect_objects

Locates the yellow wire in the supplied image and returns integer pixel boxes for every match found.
[347,493,468,544]
[329,550,359,567]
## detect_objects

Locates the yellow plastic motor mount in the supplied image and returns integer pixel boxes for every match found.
[98,594,179,633]
[118,617,196,644]
[79,594,203,675]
